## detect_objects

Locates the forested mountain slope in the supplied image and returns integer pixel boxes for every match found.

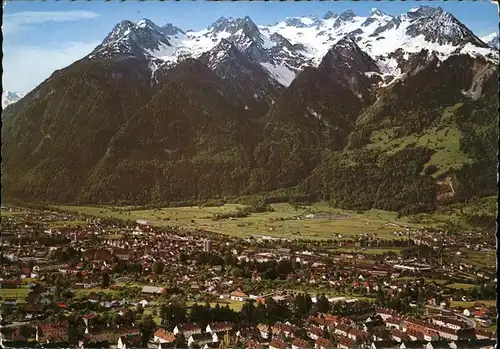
[2,6,498,214]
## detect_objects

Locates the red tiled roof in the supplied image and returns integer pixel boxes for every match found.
[210,322,233,331]
[154,329,175,342]
[335,323,352,333]
[386,316,401,324]
[55,301,67,309]
[178,323,201,331]
[292,338,312,348]
[337,336,354,347]
[350,329,369,338]
[245,340,265,349]
[120,333,142,345]
[315,337,331,348]
[323,314,340,324]
[270,339,286,349]
[308,326,323,336]
[256,297,266,304]
[307,316,326,326]
[391,329,408,339]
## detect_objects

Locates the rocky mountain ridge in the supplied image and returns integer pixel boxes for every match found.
[86,6,497,87]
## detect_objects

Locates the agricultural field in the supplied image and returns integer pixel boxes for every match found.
[187,300,244,312]
[72,288,121,297]
[461,250,496,268]
[395,277,449,285]
[450,300,497,308]
[0,288,31,301]
[290,286,375,303]
[445,283,476,290]
[97,233,124,240]
[55,203,423,240]
[329,247,403,255]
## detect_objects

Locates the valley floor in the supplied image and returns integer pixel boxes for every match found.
[54,203,421,240]
[52,197,495,241]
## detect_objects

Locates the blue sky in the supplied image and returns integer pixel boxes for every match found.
[3,0,499,92]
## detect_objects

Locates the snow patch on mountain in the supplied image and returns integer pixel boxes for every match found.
[260,62,296,86]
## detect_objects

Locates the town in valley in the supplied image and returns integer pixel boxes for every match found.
[0,204,496,349]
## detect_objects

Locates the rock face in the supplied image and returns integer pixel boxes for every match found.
[2,7,498,212]
[198,39,283,114]
[436,176,457,203]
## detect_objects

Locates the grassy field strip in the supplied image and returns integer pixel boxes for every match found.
[54,203,421,240]
[445,283,476,290]
[0,288,31,300]
[394,277,449,285]
[329,247,403,255]
[73,288,120,297]
[291,288,375,302]
[187,300,244,312]
[450,300,496,308]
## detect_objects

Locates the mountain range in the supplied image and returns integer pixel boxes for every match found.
[2,6,498,215]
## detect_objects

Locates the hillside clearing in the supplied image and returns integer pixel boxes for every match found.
[366,104,473,178]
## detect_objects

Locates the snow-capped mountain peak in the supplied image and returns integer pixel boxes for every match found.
[208,16,259,36]
[283,15,321,28]
[319,36,380,99]
[208,16,233,31]
[368,8,392,21]
[105,20,134,41]
[162,23,185,36]
[332,35,359,51]
[402,7,487,48]
[202,15,269,56]
[369,8,384,16]
[84,7,498,88]
[323,11,337,20]
[339,9,356,21]
[481,32,499,49]
[89,18,173,61]
[407,6,443,18]
[2,91,26,109]
[135,18,160,30]
[362,8,393,28]
[201,39,241,69]
[322,36,378,73]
